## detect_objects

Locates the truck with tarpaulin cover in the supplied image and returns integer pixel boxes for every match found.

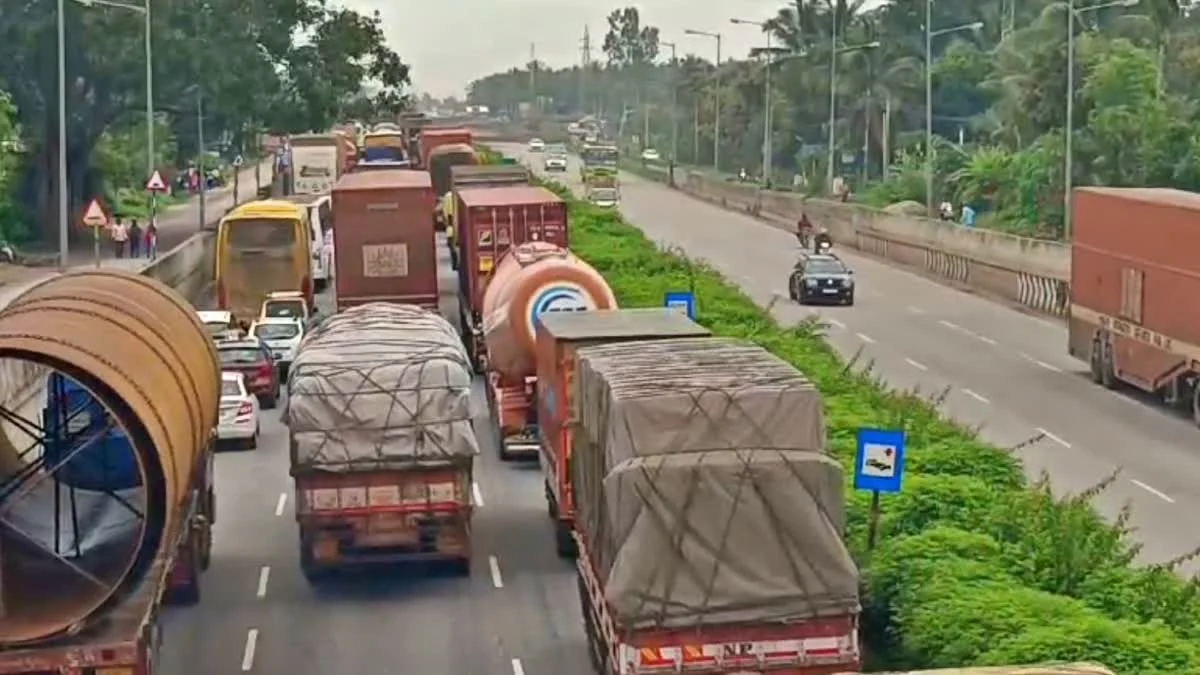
[571,336,861,675]
[443,164,531,271]
[428,143,480,232]
[284,303,479,579]
[0,270,219,673]
[535,309,710,557]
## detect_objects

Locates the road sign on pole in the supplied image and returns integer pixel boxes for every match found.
[232,154,244,167]
[853,427,906,493]
[664,290,695,319]
[145,170,168,192]
[81,198,108,228]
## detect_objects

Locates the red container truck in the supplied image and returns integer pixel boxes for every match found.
[454,185,568,368]
[331,169,438,311]
[534,309,710,557]
[1068,187,1200,422]
[419,127,473,170]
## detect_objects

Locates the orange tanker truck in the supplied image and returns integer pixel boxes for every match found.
[480,241,616,460]
[0,269,218,673]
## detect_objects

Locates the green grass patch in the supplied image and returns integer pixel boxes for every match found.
[497,149,1200,672]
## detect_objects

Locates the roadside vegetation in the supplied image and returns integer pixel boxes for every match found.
[0,0,411,247]
[468,0,1200,239]
[485,142,1200,669]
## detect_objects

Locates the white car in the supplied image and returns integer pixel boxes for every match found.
[249,317,304,376]
[197,310,236,338]
[218,371,260,449]
[528,138,545,152]
[544,155,568,171]
[641,148,661,161]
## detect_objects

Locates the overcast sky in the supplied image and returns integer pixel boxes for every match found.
[345,0,809,99]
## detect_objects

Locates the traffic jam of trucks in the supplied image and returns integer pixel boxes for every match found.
[0,121,1121,674]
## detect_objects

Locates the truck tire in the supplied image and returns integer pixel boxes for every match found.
[1089,339,1104,384]
[444,557,471,577]
[546,483,557,519]
[169,543,203,605]
[299,542,326,584]
[1099,341,1117,389]
[555,520,577,559]
[1191,385,1200,428]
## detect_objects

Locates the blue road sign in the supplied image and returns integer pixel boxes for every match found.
[853,427,906,493]
[664,290,695,319]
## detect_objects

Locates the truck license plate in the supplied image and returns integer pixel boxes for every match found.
[822,288,838,294]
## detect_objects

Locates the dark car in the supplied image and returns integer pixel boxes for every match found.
[216,338,281,408]
[788,253,855,305]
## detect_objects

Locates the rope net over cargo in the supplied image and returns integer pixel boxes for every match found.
[0,269,218,645]
[285,303,479,471]
[573,337,859,630]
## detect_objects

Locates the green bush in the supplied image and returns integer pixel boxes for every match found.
[494,149,1200,671]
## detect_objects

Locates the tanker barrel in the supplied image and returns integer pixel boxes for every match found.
[0,268,218,645]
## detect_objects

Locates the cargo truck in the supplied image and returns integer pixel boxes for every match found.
[454,185,568,368]
[534,309,710,557]
[289,133,343,195]
[571,337,860,675]
[0,270,219,673]
[428,144,480,233]
[331,169,438,311]
[419,127,473,170]
[285,304,479,579]
[444,164,531,271]
[1068,187,1200,423]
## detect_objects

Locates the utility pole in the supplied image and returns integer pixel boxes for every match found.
[197,91,206,230]
[579,27,592,114]
[529,43,538,112]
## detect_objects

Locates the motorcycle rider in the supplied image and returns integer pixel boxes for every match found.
[795,213,814,247]
[813,226,833,253]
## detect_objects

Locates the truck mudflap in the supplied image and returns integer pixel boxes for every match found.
[485,372,539,461]
[295,466,473,580]
[576,533,860,675]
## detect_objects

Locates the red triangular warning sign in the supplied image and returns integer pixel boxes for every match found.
[81,199,108,228]
[145,170,167,192]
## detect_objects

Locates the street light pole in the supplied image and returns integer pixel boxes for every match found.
[826,12,838,192]
[925,13,985,216]
[684,29,722,171]
[57,0,68,270]
[197,91,206,229]
[1063,0,1138,239]
[732,18,775,183]
[660,41,679,164]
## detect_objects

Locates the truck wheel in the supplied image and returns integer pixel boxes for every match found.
[261,392,278,410]
[546,484,557,519]
[199,518,213,571]
[170,544,203,605]
[299,542,325,584]
[1099,342,1117,389]
[444,557,471,577]
[554,521,577,559]
[1089,340,1104,384]
[1191,386,1200,428]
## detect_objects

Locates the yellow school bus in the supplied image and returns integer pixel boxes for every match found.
[215,200,313,323]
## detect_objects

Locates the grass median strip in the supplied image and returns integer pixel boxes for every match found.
[489,148,1200,671]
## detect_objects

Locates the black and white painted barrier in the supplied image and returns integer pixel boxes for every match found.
[1017,273,1069,316]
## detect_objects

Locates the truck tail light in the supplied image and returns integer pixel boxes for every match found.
[237,401,254,416]
[257,363,274,382]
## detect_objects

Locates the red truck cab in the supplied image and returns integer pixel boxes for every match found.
[331,169,438,310]
[1068,187,1200,421]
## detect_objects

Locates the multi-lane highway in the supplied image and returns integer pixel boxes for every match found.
[157,237,589,674]
[498,143,1200,573]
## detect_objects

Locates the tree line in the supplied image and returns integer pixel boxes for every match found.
[0,0,411,245]
[467,0,1197,240]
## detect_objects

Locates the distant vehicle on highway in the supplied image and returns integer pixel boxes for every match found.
[259,290,311,324]
[250,317,305,377]
[788,252,855,305]
[544,152,568,172]
[641,147,661,161]
[528,138,545,152]
[218,371,261,450]
[216,337,281,408]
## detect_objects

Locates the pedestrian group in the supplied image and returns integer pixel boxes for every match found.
[108,217,158,260]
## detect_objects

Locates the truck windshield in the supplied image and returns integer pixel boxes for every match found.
[592,189,617,201]
[254,323,301,340]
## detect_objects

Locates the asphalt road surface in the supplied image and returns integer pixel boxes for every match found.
[158,235,587,674]
[502,143,1200,574]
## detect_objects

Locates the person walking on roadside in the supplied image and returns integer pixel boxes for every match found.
[110,218,128,258]
[128,219,142,258]
[145,220,158,260]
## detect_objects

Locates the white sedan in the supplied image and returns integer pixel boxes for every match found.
[641,148,661,161]
[249,317,304,376]
[218,371,260,450]
[528,138,545,152]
